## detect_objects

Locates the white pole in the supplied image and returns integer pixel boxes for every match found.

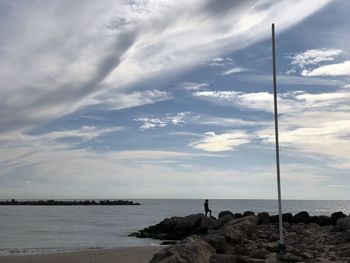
[272,23,285,253]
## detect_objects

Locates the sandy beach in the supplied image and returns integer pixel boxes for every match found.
[0,246,163,263]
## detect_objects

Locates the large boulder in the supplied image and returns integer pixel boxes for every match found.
[282,213,296,223]
[214,215,234,230]
[257,212,270,224]
[294,211,309,223]
[219,211,234,218]
[335,216,350,231]
[318,215,333,226]
[243,211,255,217]
[149,235,215,263]
[204,216,258,254]
[331,211,347,222]
[209,254,236,263]
[133,214,216,240]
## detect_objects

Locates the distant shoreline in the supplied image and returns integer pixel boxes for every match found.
[0,199,140,206]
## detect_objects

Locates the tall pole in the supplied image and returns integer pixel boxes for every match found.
[272,23,285,253]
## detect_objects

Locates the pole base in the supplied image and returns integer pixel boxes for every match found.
[277,243,286,254]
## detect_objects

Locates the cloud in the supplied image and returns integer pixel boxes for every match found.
[198,117,268,127]
[134,112,198,130]
[0,0,331,133]
[301,60,350,76]
[179,82,209,91]
[221,67,247,76]
[0,126,123,144]
[194,88,350,113]
[209,57,233,67]
[193,90,276,112]
[289,48,343,68]
[93,89,171,110]
[189,131,251,152]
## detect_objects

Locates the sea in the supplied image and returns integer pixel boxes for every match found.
[1,199,349,256]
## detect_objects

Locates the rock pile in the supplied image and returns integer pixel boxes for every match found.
[133,211,350,262]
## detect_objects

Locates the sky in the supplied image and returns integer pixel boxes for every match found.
[1,0,350,200]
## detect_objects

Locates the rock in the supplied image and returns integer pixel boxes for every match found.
[219,211,234,218]
[265,253,279,263]
[343,230,350,241]
[265,243,278,253]
[289,223,305,232]
[294,211,309,223]
[243,211,255,217]
[335,216,350,231]
[149,235,215,263]
[282,213,296,223]
[249,248,270,259]
[205,216,258,254]
[204,233,229,254]
[257,212,270,224]
[331,211,347,222]
[277,252,303,262]
[318,215,334,226]
[339,248,350,258]
[269,215,278,223]
[268,232,278,242]
[214,215,234,230]
[236,256,264,263]
[222,215,258,240]
[135,213,216,240]
[209,254,236,263]
[233,213,242,219]
[308,216,320,224]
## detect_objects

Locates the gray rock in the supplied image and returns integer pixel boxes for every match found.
[265,253,279,263]
[268,232,278,242]
[149,235,215,263]
[294,211,309,223]
[219,211,234,218]
[249,248,270,259]
[336,216,350,231]
[209,254,236,263]
[257,212,270,224]
[243,211,255,217]
[214,215,234,230]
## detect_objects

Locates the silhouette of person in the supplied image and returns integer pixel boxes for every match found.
[204,199,212,217]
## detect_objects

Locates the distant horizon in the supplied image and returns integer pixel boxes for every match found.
[2,197,350,202]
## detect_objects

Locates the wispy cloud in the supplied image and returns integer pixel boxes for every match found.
[189,131,251,152]
[209,57,233,67]
[193,88,350,113]
[93,89,171,110]
[179,82,209,91]
[301,60,350,76]
[134,112,198,130]
[0,126,123,144]
[221,67,247,76]
[198,117,268,127]
[290,48,343,68]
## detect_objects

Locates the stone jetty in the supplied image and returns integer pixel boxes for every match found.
[0,199,140,205]
[131,210,350,262]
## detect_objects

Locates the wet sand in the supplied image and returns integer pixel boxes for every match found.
[0,246,163,263]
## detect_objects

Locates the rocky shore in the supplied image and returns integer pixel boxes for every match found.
[131,211,350,262]
[0,199,140,206]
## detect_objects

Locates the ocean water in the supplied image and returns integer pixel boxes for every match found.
[0,199,349,256]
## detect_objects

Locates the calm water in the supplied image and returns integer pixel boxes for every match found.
[0,199,349,255]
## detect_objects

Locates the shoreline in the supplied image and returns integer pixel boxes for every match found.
[0,246,164,263]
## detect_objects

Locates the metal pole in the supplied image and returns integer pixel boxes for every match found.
[272,23,285,253]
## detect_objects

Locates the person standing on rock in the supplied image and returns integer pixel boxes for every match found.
[204,200,212,217]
